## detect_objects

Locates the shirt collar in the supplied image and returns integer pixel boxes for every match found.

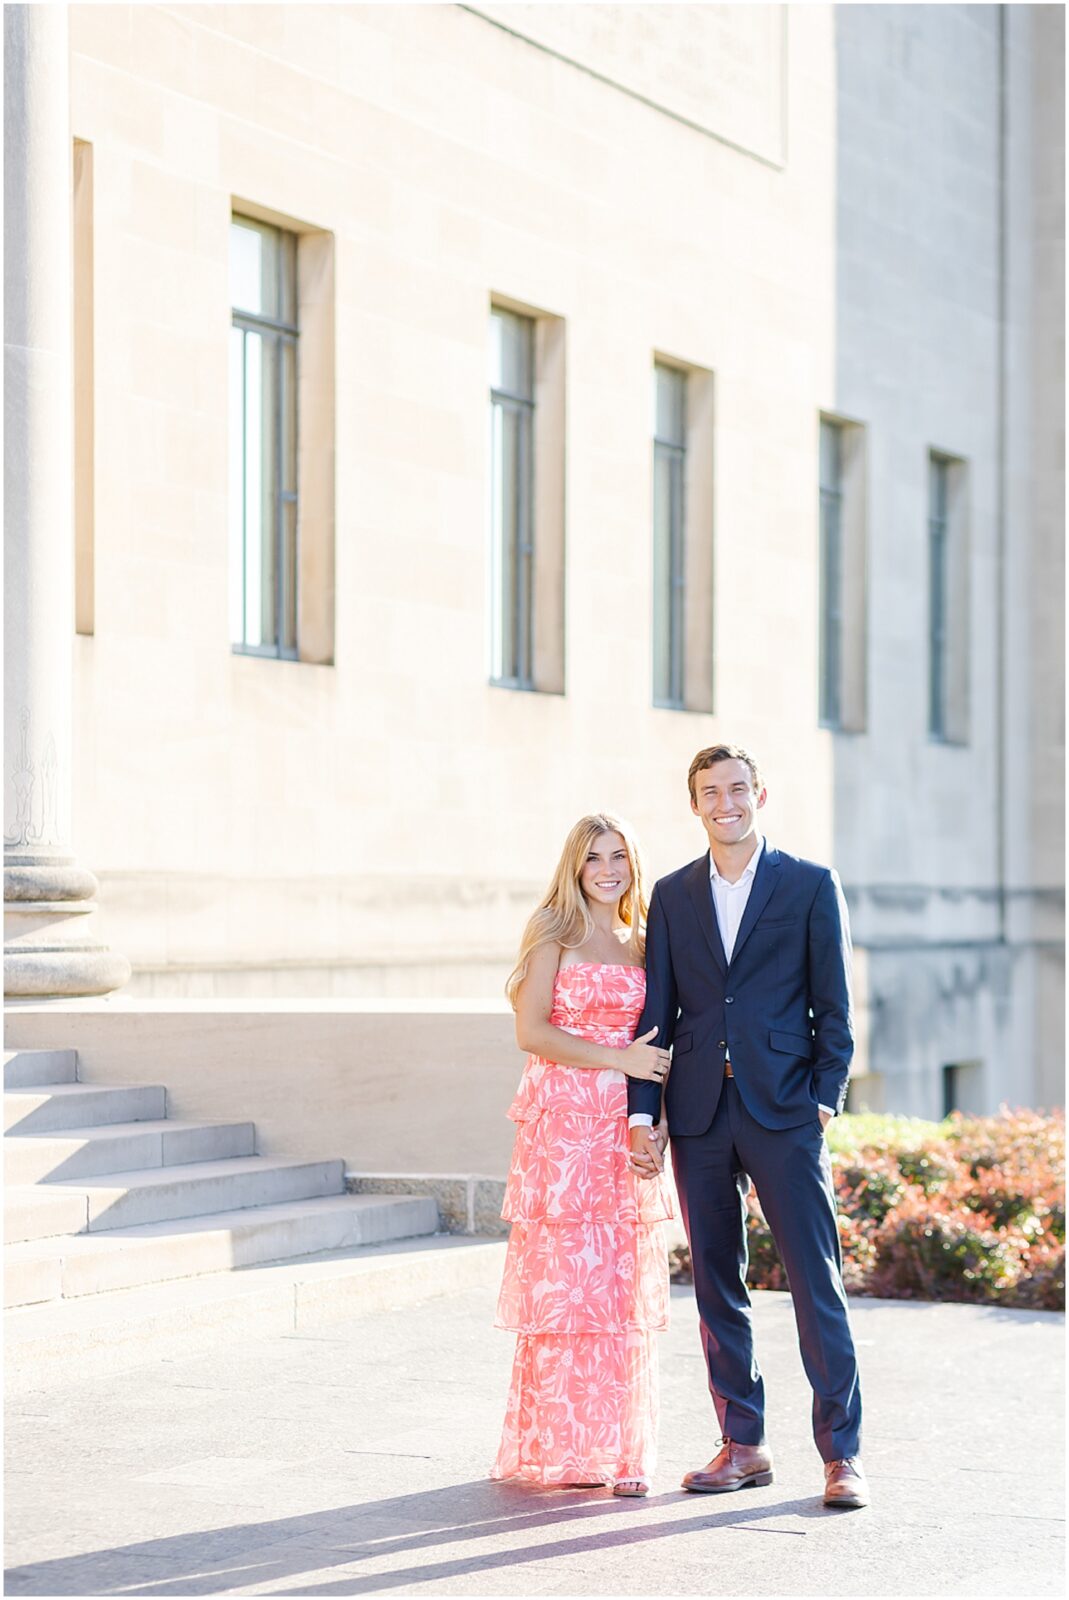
[709,835,764,887]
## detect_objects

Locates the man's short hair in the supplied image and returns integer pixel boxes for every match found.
[688,744,764,804]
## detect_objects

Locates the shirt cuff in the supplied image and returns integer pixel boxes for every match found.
[818,1104,837,1117]
[628,1113,655,1128]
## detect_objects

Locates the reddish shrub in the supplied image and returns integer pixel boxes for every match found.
[667,1241,692,1285]
[837,1208,879,1293]
[745,1198,788,1292]
[666,1108,1065,1310]
[893,1145,959,1193]
[835,1156,905,1224]
[868,1189,1031,1303]
[1009,1237,1066,1311]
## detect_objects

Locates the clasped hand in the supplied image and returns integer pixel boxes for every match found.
[628,1122,668,1179]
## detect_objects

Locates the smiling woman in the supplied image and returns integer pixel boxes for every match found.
[491,814,673,1496]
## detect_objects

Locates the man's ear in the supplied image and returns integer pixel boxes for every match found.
[690,798,700,817]
[755,786,768,811]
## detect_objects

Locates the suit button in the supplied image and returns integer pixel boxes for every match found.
[725,996,734,1004]
[718,1041,726,1049]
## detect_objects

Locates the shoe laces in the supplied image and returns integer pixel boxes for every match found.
[720,1437,759,1458]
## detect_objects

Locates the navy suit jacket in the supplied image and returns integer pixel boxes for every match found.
[628,843,855,1133]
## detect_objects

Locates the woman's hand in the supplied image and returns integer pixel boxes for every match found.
[620,1027,671,1083]
[629,1124,664,1177]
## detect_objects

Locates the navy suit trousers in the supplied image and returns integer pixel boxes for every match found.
[670,1080,862,1461]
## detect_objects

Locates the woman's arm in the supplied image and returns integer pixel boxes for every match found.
[514,943,669,1082]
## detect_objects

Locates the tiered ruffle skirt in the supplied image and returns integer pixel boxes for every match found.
[492,1063,672,1487]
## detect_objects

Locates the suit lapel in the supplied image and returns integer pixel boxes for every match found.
[686,853,727,975]
[729,843,781,966]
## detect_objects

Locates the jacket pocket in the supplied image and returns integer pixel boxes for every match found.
[769,1028,814,1059]
[672,1032,693,1057]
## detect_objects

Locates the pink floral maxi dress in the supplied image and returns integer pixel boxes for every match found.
[492,962,673,1487]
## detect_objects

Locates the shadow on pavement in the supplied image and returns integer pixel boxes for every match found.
[4,1476,834,1596]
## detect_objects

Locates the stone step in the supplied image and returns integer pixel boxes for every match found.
[4,1082,165,1136]
[3,1118,257,1186]
[4,1235,508,1392]
[3,1192,440,1307]
[3,1049,78,1090]
[46,1154,346,1232]
[4,1185,89,1245]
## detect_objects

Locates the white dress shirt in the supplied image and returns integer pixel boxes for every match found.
[710,834,765,962]
[630,836,836,1127]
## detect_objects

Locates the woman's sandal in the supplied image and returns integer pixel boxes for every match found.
[612,1478,649,1497]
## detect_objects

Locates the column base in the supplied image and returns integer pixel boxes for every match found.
[4,855,132,999]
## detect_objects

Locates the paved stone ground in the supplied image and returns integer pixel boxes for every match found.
[5,1282,1064,1597]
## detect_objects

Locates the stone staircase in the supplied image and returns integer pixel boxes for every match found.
[3,1047,441,1312]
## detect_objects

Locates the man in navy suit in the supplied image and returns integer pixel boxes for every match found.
[628,743,867,1509]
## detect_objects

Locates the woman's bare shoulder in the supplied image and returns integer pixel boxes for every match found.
[522,939,564,983]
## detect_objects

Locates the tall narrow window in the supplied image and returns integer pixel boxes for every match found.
[819,420,844,727]
[229,216,298,658]
[941,1063,958,1118]
[489,308,535,688]
[817,413,868,732]
[928,454,950,739]
[653,363,687,708]
[926,449,969,742]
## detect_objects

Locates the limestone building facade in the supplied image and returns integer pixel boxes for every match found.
[5,3,1064,1119]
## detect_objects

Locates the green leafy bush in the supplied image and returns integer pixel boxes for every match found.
[868,1190,1031,1302]
[894,1147,958,1193]
[745,1207,789,1292]
[668,1108,1065,1310]
[836,1158,905,1224]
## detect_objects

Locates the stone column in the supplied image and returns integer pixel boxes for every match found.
[4,3,129,998]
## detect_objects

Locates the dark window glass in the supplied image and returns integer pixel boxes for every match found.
[928,455,950,738]
[942,1063,958,1118]
[490,308,535,688]
[819,419,844,728]
[653,363,686,708]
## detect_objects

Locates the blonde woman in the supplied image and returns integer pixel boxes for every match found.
[491,814,673,1497]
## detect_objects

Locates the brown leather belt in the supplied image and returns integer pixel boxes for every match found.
[724,1060,734,1078]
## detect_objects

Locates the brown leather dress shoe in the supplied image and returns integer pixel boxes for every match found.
[682,1439,774,1493]
[823,1457,869,1508]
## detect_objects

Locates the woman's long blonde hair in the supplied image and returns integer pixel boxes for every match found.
[505,813,649,1008]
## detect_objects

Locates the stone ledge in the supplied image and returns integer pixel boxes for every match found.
[346,1172,508,1237]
